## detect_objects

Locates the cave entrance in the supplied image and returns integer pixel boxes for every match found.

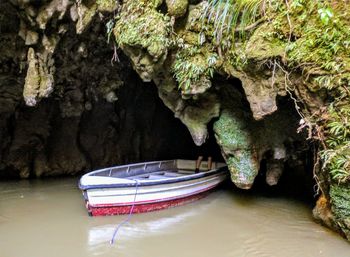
[114,80,224,164]
[251,96,316,204]
[214,75,316,204]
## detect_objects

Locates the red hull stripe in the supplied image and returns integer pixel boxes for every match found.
[87,186,216,216]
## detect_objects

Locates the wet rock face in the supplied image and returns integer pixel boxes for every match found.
[166,0,189,18]
[113,0,172,82]
[313,184,350,241]
[0,1,206,178]
[23,47,55,106]
[213,84,304,189]
[155,69,221,146]
[213,106,259,189]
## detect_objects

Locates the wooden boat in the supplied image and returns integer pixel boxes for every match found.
[79,158,228,216]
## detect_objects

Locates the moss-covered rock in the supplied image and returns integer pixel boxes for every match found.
[96,0,119,12]
[214,84,303,189]
[172,3,218,96]
[154,59,220,146]
[214,106,259,189]
[113,0,172,81]
[36,0,72,30]
[23,48,55,106]
[166,0,189,18]
[76,3,98,34]
[330,184,350,240]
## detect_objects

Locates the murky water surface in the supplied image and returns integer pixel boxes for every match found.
[0,178,348,257]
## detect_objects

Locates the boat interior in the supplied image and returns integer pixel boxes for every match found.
[90,159,225,180]
[128,170,195,181]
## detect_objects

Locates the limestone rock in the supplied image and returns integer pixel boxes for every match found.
[213,88,259,189]
[329,184,350,240]
[76,3,97,34]
[23,48,55,106]
[36,0,72,30]
[266,159,284,186]
[154,63,220,146]
[166,0,188,18]
[113,0,172,81]
[214,84,302,189]
[96,0,119,12]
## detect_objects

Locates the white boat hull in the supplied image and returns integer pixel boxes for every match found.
[79,159,228,215]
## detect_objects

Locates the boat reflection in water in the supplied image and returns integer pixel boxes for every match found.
[87,204,209,247]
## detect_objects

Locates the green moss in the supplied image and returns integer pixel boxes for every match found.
[265,2,350,184]
[96,0,118,12]
[214,108,258,188]
[213,109,250,149]
[113,0,171,60]
[226,150,259,189]
[214,0,350,185]
[172,46,217,94]
[152,0,164,8]
[166,0,188,18]
[330,183,350,239]
[244,24,286,61]
[330,184,350,218]
[171,4,219,95]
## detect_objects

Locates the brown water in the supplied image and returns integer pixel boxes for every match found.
[0,178,348,257]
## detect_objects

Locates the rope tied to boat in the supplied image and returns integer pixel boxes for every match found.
[110,179,140,245]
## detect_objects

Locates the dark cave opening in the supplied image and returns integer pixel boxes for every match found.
[0,9,225,179]
[250,97,316,204]
[111,78,224,164]
[212,75,317,204]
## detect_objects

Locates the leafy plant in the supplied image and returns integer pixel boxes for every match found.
[320,103,350,182]
[201,0,264,43]
[172,45,218,92]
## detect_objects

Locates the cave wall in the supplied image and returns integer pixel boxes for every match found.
[0,0,219,179]
[1,80,210,179]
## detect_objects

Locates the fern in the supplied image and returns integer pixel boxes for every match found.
[321,103,350,182]
[202,0,264,43]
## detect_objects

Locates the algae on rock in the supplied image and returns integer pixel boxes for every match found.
[113,0,172,81]
[329,184,350,240]
[154,60,220,146]
[166,0,189,18]
[213,84,302,189]
[214,104,259,189]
